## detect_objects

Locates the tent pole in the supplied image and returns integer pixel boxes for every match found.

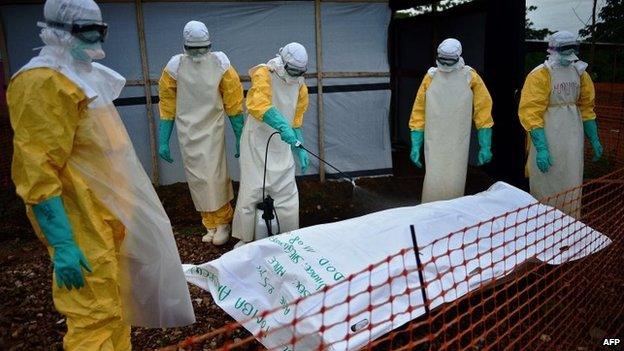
[315,0,326,182]
[134,0,159,185]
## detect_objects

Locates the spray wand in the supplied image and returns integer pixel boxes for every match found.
[295,141,356,187]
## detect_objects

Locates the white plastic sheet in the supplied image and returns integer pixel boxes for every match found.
[183,182,611,350]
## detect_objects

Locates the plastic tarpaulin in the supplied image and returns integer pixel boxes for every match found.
[183,182,611,350]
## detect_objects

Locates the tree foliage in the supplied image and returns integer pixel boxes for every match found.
[579,0,624,43]
[525,5,553,40]
[436,0,473,11]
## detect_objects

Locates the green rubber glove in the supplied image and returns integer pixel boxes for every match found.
[583,119,603,161]
[262,107,298,147]
[158,119,174,163]
[530,128,552,173]
[229,114,245,158]
[477,127,493,166]
[293,128,309,173]
[33,196,92,290]
[410,130,424,168]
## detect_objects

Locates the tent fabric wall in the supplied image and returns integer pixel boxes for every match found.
[1,1,392,185]
[387,0,527,187]
[321,3,389,73]
[142,2,317,78]
[388,2,486,153]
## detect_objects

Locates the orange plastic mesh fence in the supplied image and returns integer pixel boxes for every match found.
[588,83,624,173]
[161,166,624,351]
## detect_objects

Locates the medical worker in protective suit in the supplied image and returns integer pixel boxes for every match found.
[158,20,244,246]
[232,42,310,248]
[409,38,494,203]
[519,31,602,215]
[6,0,195,349]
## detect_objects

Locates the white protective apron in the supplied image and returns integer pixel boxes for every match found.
[422,66,473,203]
[176,54,234,212]
[233,65,300,242]
[529,63,584,216]
[18,53,195,327]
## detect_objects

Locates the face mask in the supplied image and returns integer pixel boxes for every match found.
[551,42,579,67]
[71,40,105,62]
[559,54,575,67]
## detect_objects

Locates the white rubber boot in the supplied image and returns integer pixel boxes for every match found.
[212,224,231,246]
[202,228,216,243]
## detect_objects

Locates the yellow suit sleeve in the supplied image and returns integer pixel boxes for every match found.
[469,69,494,129]
[578,71,597,121]
[158,69,177,120]
[7,68,87,205]
[292,84,309,128]
[246,66,273,121]
[408,73,432,131]
[219,66,244,116]
[518,67,551,131]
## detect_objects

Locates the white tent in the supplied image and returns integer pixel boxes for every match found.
[0,0,393,185]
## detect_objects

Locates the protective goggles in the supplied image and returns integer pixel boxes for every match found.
[553,43,580,55]
[184,43,212,51]
[436,56,459,66]
[46,20,108,43]
[284,63,306,77]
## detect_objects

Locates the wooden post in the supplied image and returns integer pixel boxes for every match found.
[134,0,159,184]
[315,0,326,182]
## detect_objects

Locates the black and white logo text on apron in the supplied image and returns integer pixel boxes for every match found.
[553,81,580,97]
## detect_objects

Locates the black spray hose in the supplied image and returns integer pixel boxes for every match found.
[261,133,355,236]
[296,142,355,186]
[274,208,281,233]
[262,132,280,200]
[261,132,281,234]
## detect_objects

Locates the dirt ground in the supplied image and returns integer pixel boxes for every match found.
[0,168,499,350]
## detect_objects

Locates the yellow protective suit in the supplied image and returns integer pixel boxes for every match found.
[519,62,596,215]
[9,68,131,351]
[158,61,244,120]
[245,66,309,128]
[409,68,493,131]
[9,51,194,349]
[518,65,596,131]
[232,65,308,242]
[409,67,493,202]
[158,53,243,228]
